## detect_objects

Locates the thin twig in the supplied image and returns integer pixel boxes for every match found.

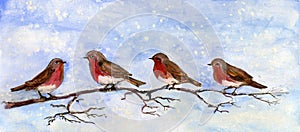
[44,96,106,125]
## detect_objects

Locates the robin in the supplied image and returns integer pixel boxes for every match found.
[84,50,146,88]
[149,53,201,88]
[10,58,66,98]
[208,58,267,93]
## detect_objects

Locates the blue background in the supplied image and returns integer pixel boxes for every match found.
[0,0,299,131]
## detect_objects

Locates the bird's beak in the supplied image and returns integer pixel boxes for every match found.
[149,57,153,60]
[207,63,212,66]
[83,57,88,59]
[63,61,67,64]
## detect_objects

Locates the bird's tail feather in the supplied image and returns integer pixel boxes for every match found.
[188,77,202,87]
[127,77,146,87]
[248,81,267,89]
[10,84,26,92]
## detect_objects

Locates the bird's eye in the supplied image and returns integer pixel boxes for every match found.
[55,61,59,64]
[90,55,94,58]
[215,63,220,66]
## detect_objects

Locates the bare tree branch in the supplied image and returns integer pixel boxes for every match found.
[3,85,288,125]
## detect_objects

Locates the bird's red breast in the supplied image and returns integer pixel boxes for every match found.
[153,61,180,84]
[213,65,238,86]
[153,61,168,79]
[89,60,110,83]
[41,64,64,88]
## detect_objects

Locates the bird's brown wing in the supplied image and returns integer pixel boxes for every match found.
[25,66,54,87]
[226,63,253,82]
[101,61,132,78]
[164,60,189,81]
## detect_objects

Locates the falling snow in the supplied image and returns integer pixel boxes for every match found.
[0,0,299,131]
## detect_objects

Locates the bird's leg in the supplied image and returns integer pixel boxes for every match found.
[37,91,46,99]
[110,84,116,89]
[47,93,57,98]
[223,86,234,93]
[166,83,176,90]
[165,84,170,89]
[103,84,111,89]
[223,86,238,94]
[171,83,177,89]
[231,88,238,95]
[114,81,122,87]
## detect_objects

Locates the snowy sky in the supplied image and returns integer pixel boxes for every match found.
[0,0,299,131]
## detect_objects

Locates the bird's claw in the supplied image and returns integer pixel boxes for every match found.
[146,93,151,99]
[47,93,57,98]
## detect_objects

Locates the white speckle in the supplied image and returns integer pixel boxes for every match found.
[26,1,36,11]
[272,47,278,53]
[238,9,242,15]
[55,9,61,15]
[240,36,244,40]
[62,12,68,18]
[264,30,269,33]
[55,9,65,21]
[159,18,164,23]
[201,51,205,55]
[34,24,40,28]
[250,11,255,16]
[194,50,198,55]
[77,8,84,15]
[144,36,149,41]
[152,24,156,28]
[136,24,141,29]
[7,38,12,42]
[241,8,246,12]
[67,74,71,78]
[192,23,195,27]
[44,48,50,52]
[253,33,257,37]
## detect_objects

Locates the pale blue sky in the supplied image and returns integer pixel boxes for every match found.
[0,0,299,131]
